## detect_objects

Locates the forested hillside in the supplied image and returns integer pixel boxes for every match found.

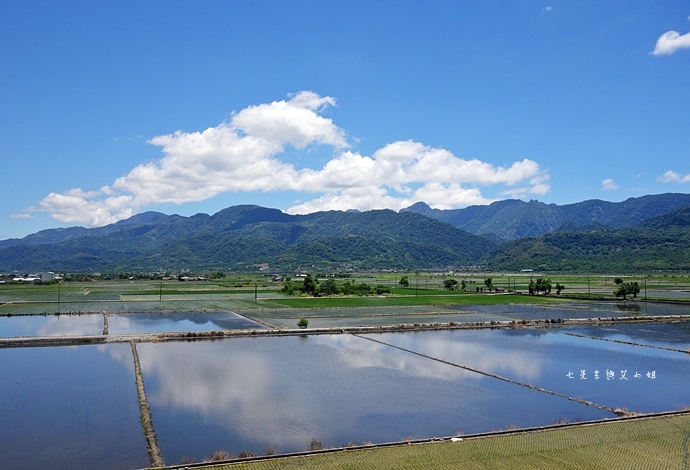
[2,195,690,273]
[0,206,492,272]
[402,193,690,241]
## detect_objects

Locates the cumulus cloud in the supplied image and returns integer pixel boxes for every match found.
[652,30,690,55]
[601,178,619,191]
[657,170,690,183]
[34,91,550,227]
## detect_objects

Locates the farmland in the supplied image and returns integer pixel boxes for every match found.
[201,411,690,470]
[1,272,690,468]
[2,272,689,318]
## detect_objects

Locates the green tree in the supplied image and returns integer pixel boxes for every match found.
[443,278,459,291]
[460,279,467,291]
[530,277,552,294]
[484,277,493,292]
[340,281,353,295]
[375,285,391,294]
[320,278,339,296]
[555,283,565,294]
[614,281,640,300]
[301,274,318,295]
[281,280,297,295]
[536,277,552,294]
[297,317,309,328]
[399,276,410,288]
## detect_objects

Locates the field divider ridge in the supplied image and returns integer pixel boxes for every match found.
[130,341,165,467]
[351,333,623,416]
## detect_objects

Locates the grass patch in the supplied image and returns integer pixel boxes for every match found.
[268,293,568,309]
[199,413,690,469]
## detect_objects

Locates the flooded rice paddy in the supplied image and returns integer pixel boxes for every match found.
[0,311,265,337]
[0,344,149,470]
[1,302,689,468]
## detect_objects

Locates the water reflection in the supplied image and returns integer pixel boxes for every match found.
[0,314,103,337]
[0,311,264,337]
[456,301,690,320]
[136,336,608,463]
[368,329,690,413]
[0,344,148,470]
[107,311,265,334]
[314,333,544,382]
[563,321,690,351]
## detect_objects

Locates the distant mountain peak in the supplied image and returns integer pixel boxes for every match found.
[402,193,690,241]
[405,201,431,210]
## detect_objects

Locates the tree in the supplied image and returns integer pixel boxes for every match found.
[281,279,297,295]
[443,278,459,291]
[530,277,552,294]
[301,274,317,295]
[460,279,467,291]
[320,278,339,296]
[297,317,309,328]
[614,282,640,300]
[555,283,565,294]
[484,277,493,292]
[399,276,410,288]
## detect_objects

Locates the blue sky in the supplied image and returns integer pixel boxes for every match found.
[2,1,690,240]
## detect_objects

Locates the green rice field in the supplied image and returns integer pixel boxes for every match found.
[2,273,689,318]
[187,412,690,470]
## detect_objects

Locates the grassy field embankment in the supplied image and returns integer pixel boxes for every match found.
[175,412,690,470]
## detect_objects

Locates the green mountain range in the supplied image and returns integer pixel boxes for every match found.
[1,193,689,273]
[401,193,690,241]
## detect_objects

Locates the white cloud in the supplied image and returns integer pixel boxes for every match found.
[10,213,34,220]
[39,188,135,226]
[34,92,550,227]
[652,30,690,55]
[657,170,690,183]
[601,178,619,191]
[542,6,553,13]
[231,91,347,149]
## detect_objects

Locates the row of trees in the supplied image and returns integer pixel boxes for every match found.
[281,275,391,297]
[283,274,655,299]
[402,275,566,294]
[528,277,565,295]
[402,276,511,293]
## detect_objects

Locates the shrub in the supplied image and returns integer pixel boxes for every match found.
[208,450,234,461]
[309,438,324,451]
